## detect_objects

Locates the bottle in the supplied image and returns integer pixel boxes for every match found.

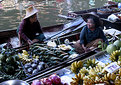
[118,3,121,9]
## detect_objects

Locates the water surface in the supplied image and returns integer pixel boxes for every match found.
[0,0,108,30]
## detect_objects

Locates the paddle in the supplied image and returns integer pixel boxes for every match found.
[58,14,76,20]
[44,16,86,41]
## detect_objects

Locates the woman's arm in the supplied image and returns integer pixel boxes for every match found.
[82,44,86,51]
[80,26,89,52]
[18,20,33,44]
[80,26,86,45]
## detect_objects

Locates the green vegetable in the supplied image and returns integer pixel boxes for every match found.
[106,44,117,54]
[113,40,121,49]
[6,57,14,64]
[0,54,5,62]
[98,45,102,49]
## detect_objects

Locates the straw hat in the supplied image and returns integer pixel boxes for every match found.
[23,6,38,19]
[82,12,99,21]
[82,12,103,27]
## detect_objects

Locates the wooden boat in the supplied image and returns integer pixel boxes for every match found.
[0,24,62,46]
[62,3,121,31]
[0,16,86,49]
[68,3,119,18]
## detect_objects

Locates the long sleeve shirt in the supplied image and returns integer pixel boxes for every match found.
[80,25,108,46]
[18,19,45,41]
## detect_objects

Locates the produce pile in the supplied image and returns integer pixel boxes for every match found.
[0,48,26,82]
[0,42,74,82]
[18,43,72,75]
[31,74,68,85]
[70,39,121,85]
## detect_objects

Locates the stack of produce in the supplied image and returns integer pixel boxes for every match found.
[23,59,47,75]
[70,59,121,85]
[70,39,121,85]
[0,48,26,82]
[106,39,121,54]
[18,43,71,75]
[106,39,121,64]
[31,74,68,85]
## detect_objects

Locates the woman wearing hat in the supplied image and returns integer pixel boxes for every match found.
[73,12,109,54]
[18,6,45,46]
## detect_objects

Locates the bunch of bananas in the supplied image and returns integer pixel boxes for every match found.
[70,55,121,84]
[84,59,98,68]
[89,65,104,78]
[94,77,105,84]
[79,75,110,85]
[109,50,121,62]
[118,56,121,66]
[105,73,116,81]
[70,73,85,85]
[89,68,98,78]
[83,76,94,85]
[114,76,121,85]
[79,67,88,74]
[119,68,121,76]
[18,50,32,64]
[71,60,83,74]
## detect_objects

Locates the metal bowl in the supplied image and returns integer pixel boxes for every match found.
[0,80,29,85]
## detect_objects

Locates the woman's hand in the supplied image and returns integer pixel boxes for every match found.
[82,44,90,53]
[32,39,39,43]
[84,47,90,53]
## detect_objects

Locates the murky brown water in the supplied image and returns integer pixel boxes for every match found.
[0,0,108,31]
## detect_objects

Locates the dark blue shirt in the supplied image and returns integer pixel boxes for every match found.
[80,25,108,45]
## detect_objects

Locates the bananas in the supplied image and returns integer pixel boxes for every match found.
[83,76,94,85]
[79,67,88,74]
[110,73,116,80]
[103,73,116,81]
[18,53,32,64]
[114,76,121,85]
[18,50,32,64]
[71,60,83,74]
[119,68,121,76]
[89,68,98,78]
[70,57,121,85]
[109,50,121,62]
[70,73,84,85]
[84,59,98,68]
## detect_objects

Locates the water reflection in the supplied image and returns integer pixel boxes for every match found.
[89,0,95,6]
[0,0,108,31]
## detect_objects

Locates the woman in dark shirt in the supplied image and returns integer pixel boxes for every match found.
[18,6,45,46]
[74,13,108,53]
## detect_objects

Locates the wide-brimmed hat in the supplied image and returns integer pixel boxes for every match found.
[82,12,99,21]
[82,12,103,27]
[23,6,38,19]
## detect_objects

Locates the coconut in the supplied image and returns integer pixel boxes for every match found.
[106,44,117,54]
[113,40,121,49]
